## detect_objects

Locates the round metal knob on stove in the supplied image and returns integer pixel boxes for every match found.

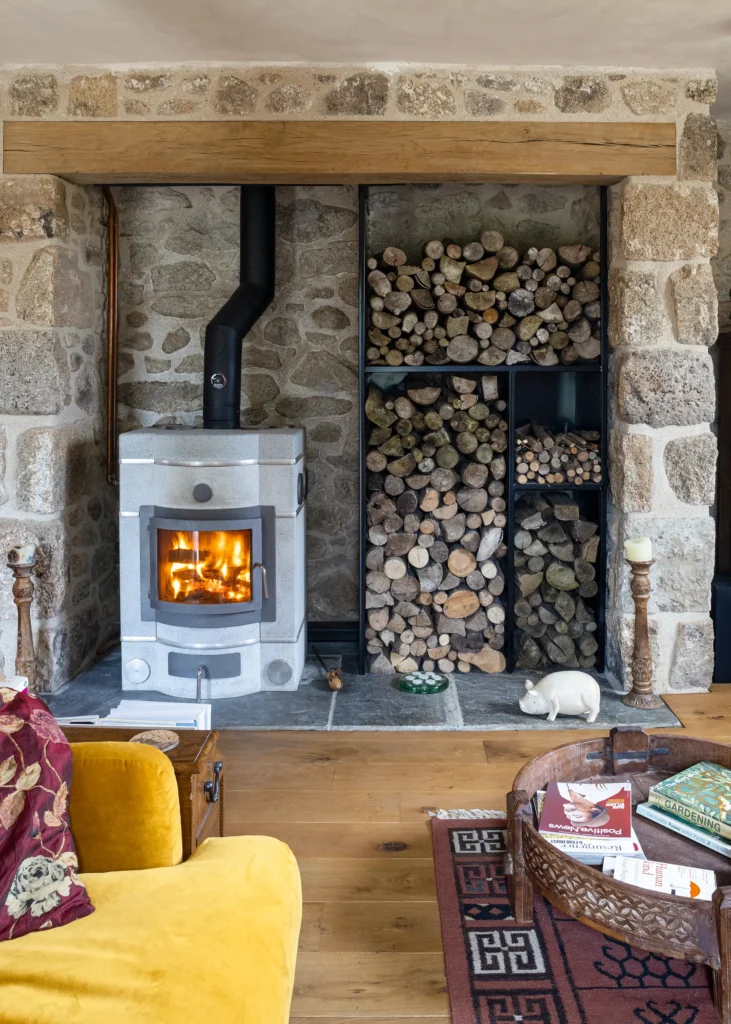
[124,658,151,684]
[193,483,213,502]
[266,660,293,687]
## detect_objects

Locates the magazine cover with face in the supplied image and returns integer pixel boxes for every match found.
[539,781,633,839]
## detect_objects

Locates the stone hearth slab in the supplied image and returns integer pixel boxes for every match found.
[43,646,681,731]
[329,673,456,730]
[44,648,339,730]
[455,674,680,730]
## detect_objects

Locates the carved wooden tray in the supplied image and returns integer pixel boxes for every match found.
[504,727,731,1023]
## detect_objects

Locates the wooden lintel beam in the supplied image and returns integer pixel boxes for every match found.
[1,120,676,185]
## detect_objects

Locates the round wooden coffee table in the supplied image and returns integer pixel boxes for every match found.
[506,727,731,1024]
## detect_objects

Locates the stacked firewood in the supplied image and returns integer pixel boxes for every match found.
[367,235,601,368]
[365,375,508,675]
[515,424,601,486]
[513,493,600,671]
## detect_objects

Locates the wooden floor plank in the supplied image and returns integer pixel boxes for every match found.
[217,730,492,764]
[291,953,448,1017]
[333,761,494,792]
[299,859,436,902]
[300,900,442,954]
[663,685,731,739]
[223,762,335,791]
[226,822,433,858]
[398,790,506,821]
[299,903,324,953]
[225,790,400,824]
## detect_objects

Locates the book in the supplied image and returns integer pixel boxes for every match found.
[651,761,731,831]
[546,828,644,866]
[647,791,731,841]
[636,801,731,859]
[539,781,632,840]
[100,700,211,731]
[609,855,716,901]
[54,714,101,726]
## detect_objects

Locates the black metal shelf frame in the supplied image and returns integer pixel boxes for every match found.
[358,185,609,675]
[365,364,601,374]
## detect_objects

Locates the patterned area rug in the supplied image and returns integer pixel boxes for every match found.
[431,817,717,1024]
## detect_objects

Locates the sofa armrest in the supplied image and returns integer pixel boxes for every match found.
[69,742,183,873]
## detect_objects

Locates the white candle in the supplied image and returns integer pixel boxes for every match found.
[625,537,652,562]
[7,544,36,565]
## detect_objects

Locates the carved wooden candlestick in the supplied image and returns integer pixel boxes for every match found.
[622,559,663,710]
[7,548,37,695]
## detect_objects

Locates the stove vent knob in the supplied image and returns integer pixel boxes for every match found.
[193,483,213,502]
[266,660,293,687]
[124,658,150,684]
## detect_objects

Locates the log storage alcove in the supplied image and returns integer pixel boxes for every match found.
[359,184,608,677]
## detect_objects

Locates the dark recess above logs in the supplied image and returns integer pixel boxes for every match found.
[515,424,602,487]
[367,233,601,369]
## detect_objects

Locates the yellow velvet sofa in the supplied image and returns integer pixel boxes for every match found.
[0,742,302,1024]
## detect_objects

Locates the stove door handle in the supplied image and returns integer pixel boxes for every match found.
[253,562,269,600]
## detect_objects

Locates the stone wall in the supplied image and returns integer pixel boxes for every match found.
[607,172,719,691]
[716,119,731,330]
[0,61,720,689]
[0,64,716,123]
[0,176,117,689]
[115,184,359,621]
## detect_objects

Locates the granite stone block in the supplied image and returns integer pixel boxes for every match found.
[621,181,718,261]
[0,329,70,414]
[0,176,68,242]
[617,349,715,427]
[663,433,717,505]
[669,620,714,690]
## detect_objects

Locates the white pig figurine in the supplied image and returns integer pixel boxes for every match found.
[519,671,601,723]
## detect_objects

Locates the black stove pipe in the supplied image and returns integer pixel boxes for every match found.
[203,185,276,429]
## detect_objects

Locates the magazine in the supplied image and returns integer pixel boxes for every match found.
[539,781,632,840]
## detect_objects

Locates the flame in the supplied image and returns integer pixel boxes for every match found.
[158,528,253,605]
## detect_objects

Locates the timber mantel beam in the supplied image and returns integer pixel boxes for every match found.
[1,119,676,185]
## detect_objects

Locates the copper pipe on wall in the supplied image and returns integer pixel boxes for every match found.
[103,186,119,486]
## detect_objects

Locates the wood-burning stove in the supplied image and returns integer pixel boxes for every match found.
[119,426,306,697]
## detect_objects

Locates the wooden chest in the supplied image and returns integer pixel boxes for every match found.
[62,727,224,861]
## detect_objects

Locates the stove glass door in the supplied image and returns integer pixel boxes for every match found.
[157,527,254,606]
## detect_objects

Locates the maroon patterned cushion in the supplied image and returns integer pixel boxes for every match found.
[0,688,94,940]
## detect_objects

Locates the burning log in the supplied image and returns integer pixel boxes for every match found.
[513,493,599,671]
[515,424,601,485]
[366,375,508,674]
[367,241,601,368]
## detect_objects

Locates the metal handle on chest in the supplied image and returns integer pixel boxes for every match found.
[204,761,224,804]
[253,562,269,599]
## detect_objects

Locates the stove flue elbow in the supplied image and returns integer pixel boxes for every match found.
[203,185,276,430]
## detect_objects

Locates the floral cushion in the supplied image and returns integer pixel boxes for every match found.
[0,688,94,940]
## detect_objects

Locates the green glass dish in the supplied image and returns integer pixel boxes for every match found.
[397,671,449,694]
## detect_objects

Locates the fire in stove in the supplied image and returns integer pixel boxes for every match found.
[157,528,252,605]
